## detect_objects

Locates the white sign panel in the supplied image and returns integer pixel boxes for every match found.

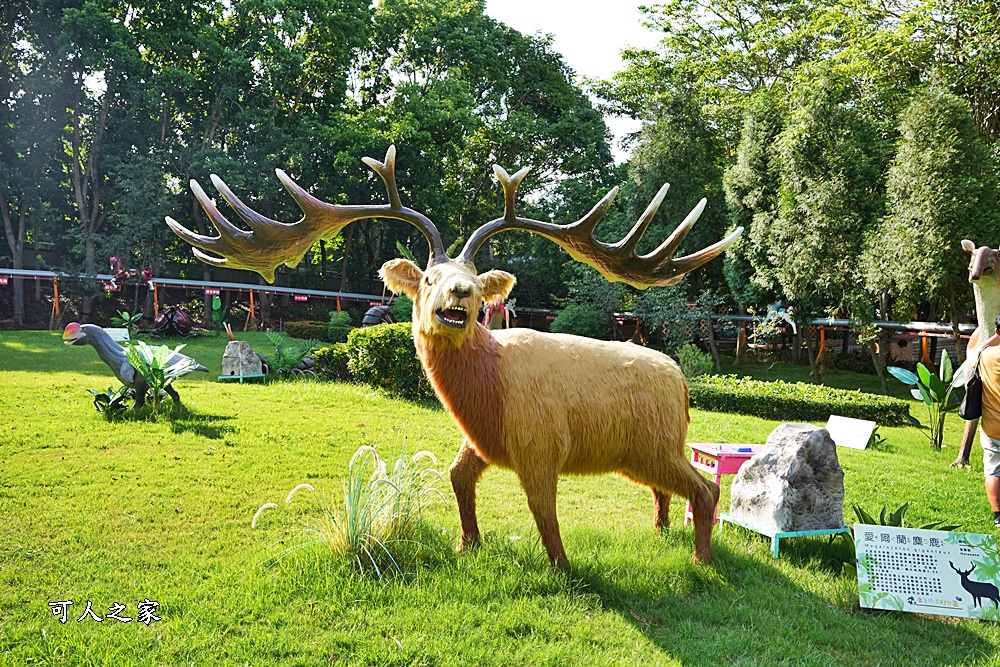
[855,524,1000,620]
[104,328,131,343]
[825,415,876,450]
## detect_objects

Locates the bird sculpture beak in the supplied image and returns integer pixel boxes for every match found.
[62,322,85,345]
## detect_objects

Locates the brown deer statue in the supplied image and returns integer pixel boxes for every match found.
[166,147,743,568]
[954,240,1000,468]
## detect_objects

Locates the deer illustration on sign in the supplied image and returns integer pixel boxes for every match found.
[950,561,1000,609]
[166,146,743,568]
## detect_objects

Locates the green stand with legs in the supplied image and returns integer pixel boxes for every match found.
[719,512,850,559]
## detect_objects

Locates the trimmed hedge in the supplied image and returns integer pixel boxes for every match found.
[312,342,350,381]
[284,321,330,341]
[312,324,432,400]
[689,375,911,426]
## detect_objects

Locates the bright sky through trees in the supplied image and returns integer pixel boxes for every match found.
[484,0,660,162]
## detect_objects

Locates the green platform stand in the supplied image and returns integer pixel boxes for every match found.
[217,374,267,384]
[719,512,850,558]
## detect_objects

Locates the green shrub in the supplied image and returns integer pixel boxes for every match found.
[549,303,607,339]
[312,343,350,381]
[327,311,353,344]
[674,343,714,378]
[688,375,911,426]
[390,295,413,322]
[285,321,329,340]
[346,323,433,400]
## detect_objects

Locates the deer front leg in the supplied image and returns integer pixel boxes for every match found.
[952,418,978,468]
[450,439,489,551]
[519,472,569,570]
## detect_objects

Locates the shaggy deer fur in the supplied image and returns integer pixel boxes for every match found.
[166,146,740,568]
[380,258,720,568]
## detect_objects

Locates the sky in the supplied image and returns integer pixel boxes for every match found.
[483,0,663,163]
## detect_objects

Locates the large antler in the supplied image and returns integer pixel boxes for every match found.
[166,146,447,283]
[458,165,743,289]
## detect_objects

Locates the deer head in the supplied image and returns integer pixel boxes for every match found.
[166,146,743,349]
[963,239,1000,284]
[950,561,974,577]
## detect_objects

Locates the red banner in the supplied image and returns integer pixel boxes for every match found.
[0,276,7,286]
[294,295,308,302]
[204,288,220,296]
[103,283,121,292]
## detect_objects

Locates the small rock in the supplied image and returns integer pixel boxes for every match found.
[222,341,263,377]
[729,423,845,533]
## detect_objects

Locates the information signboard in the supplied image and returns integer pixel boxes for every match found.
[825,415,876,450]
[855,524,1000,620]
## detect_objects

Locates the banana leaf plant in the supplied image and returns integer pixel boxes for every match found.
[887,350,965,450]
[211,295,226,334]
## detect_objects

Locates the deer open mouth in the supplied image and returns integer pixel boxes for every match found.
[436,306,468,328]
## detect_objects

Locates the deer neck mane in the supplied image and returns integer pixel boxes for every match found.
[974,280,1000,338]
[414,324,505,464]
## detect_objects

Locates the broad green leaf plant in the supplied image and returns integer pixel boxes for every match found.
[888,350,964,450]
[125,340,200,409]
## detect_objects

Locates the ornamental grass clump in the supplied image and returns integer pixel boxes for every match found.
[255,445,447,579]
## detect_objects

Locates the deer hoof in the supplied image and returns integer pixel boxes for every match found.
[950,459,971,469]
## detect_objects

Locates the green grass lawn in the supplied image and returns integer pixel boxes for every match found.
[2,330,999,666]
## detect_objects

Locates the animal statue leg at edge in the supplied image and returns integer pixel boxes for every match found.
[954,241,1000,468]
[165,146,741,568]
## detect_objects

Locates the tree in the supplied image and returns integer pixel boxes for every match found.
[626,93,729,292]
[723,92,785,311]
[764,69,887,382]
[862,88,999,359]
[607,0,827,154]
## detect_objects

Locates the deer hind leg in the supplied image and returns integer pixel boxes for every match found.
[165,384,181,403]
[653,489,671,531]
[624,460,719,565]
[449,439,490,551]
[518,471,568,570]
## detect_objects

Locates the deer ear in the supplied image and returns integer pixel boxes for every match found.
[380,258,423,298]
[962,239,976,254]
[479,270,516,302]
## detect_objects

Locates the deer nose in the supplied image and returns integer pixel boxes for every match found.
[450,284,473,299]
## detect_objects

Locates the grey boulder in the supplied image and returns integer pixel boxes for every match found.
[222,340,263,377]
[729,423,845,534]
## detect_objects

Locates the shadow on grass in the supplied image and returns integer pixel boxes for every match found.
[112,403,236,440]
[570,535,993,667]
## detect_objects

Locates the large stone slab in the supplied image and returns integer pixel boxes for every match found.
[728,423,845,533]
[221,340,263,377]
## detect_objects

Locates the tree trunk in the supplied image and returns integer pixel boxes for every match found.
[259,276,271,328]
[734,322,750,366]
[81,235,97,322]
[0,193,27,324]
[190,202,214,327]
[339,223,356,294]
[867,339,888,394]
[802,324,822,383]
[949,284,965,364]
[704,315,722,372]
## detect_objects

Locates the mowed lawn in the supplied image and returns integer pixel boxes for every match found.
[2,330,1000,666]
